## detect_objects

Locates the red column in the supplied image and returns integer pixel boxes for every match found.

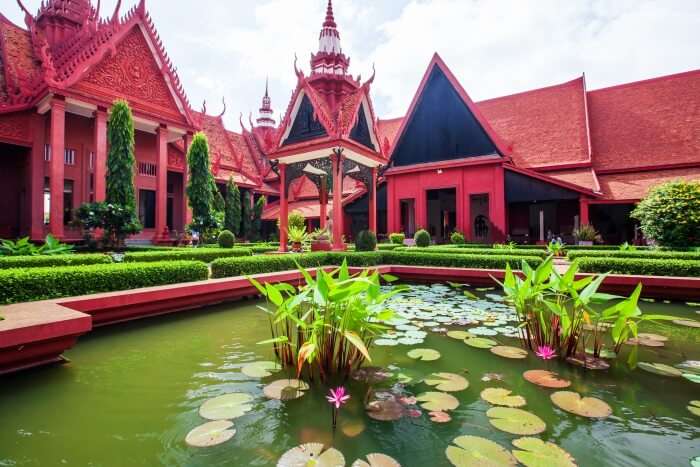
[182,132,193,227]
[30,113,46,241]
[580,197,590,226]
[49,98,65,239]
[154,124,168,242]
[93,107,107,202]
[279,163,288,252]
[490,164,507,243]
[319,176,328,230]
[331,152,344,250]
[369,166,377,233]
[386,174,396,234]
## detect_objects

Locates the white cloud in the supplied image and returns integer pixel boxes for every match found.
[4,0,699,125]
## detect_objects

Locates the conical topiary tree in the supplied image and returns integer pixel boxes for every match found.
[241,189,252,239]
[225,177,242,236]
[251,195,266,241]
[186,132,218,240]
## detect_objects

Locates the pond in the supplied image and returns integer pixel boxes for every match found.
[0,284,698,466]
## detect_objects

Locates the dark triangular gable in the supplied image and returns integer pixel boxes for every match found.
[392,66,501,167]
[349,103,376,150]
[283,94,328,146]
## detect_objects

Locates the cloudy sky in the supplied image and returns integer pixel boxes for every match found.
[6,0,700,129]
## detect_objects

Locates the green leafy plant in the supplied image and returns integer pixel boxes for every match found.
[251,196,266,242]
[76,202,142,250]
[546,240,565,257]
[414,229,431,247]
[218,230,236,248]
[287,225,308,252]
[619,242,637,252]
[249,260,406,382]
[0,237,39,256]
[241,190,252,240]
[389,233,405,245]
[355,230,377,252]
[187,133,220,242]
[632,180,700,247]
[310,228,330,242]
[224,178,242,236]
[450,231,465,244]
[573,224,602,243]
[493,241,517,250]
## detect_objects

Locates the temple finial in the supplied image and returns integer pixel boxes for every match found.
[265,77,269,98]
[323,0,336,28]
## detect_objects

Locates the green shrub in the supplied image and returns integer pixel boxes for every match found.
[632,180,700,247]
[395,247,548,258]
[450,231,465,244]
[383,251,543,269]
[355,230,377,251]
[250,245,278,254]
[577,257,700,277]
[414,229,430,247]
[325,252,383,267]
[212,253,330,277]
[568,250,700,261]
[389,233,405,245]
[0,254,112,269]
[218,230,236,248]
[376,244,402,251]
[124,248,252,263]
[0,261,209,304]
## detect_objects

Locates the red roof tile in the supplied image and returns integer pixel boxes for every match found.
[588,70,700,171]
[476,77,590,168]
[377,117,403,154]
[546,168,600,193]
[597,167,700,200]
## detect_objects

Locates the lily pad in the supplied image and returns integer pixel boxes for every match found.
[523,370,571,389]
[481,372,504,382]
[447,330,474,340]
[241,361,281,378]
[416,391,460,411]
[185,420,236,448]
[626,337,665,347]
[637,362,683,377]
[480,388,527,408]
[636,333,668,342]
[683,373,700,384]
[445,435,517,467]
[585,348,617,359]
[512,437,577,467]
[688,400,700,417]
[464,337,498,349]
[673,319,700,328]
[428,411,452,423]
[277,443,345,467]
[490,346,528,359]
[375,339,400,346]
[340,418,366,438]
[486,407,546,435]
[407,348,441,361]
[351,453,400,467]
[366,399,404,421]
[550,391,612,418]
[199,393,254,420]
[424,372,469,392]
[263,379,310,400]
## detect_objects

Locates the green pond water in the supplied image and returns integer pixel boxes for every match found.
[0,285,698,467]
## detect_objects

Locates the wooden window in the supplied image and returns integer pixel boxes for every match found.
[138,162,157,177]
[64,149,76,166]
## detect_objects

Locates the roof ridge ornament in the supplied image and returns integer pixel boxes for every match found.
[217,97,227,118]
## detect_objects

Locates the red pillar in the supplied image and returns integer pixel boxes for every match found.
[30,113,46,241]
[182,132,193,227]
[580,197,590,226]
[93,107,107,202]
[278,163,288,252]
[386,174,397,234]
[369,166,377,233]
[490,164,507,243]
[154,124,168,242]
[49,97,65,239]
[331,152,344,250]
[319,176,328,230]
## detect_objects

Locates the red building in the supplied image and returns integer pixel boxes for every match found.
[1,0,698,244]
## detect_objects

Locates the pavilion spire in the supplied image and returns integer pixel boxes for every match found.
[256,78,276,128]
[311,0,349,76]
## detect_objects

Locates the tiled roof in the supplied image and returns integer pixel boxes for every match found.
[546,168,600,193]
[588,70,700,171]
[0,16,42,106]
[597,167,700,200]
[377,117,403,154]
[476,77,590,168]
[196,113,237,168]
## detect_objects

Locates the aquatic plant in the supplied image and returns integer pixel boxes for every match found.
[326,386,350,428]
[546,240,565,257]
[535,345,557,360]
[249,260,405,382]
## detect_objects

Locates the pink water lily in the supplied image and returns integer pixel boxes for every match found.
[536,345,557,360]
[326,386,351,409]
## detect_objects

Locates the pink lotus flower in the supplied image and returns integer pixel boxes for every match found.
[536,345,557,360]
[326,386,350,409]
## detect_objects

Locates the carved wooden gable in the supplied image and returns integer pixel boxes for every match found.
[73,27,186,124]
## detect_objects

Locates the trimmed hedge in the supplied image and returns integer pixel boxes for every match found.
[250,246,279,254]
[124,248,253,263]
[0,261,209,304]
[577,257,700,277]
[377,244,403,251]
[212,253,334,277]
[0,254,112,269]
[382,251,543,269]
[568,250,700,261]
[395,247,548,258]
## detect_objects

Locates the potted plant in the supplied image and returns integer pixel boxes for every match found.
[547,240,565,257]
[573,224,601,246]
[310,228,332,252]
[287,225,308,253]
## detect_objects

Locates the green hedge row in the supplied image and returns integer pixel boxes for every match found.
[124,248,253,263]
[568,250,700,261]
[0,261,209,304]
[377,244,403,251]
[0,254,112,269]
[210,251,542,278]
[395,247,548,258]
[250,246,279,254]
[577,257,700,277]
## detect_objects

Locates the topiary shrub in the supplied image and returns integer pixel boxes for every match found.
[450,231,465,244]
[632,180,700,248]
[389,233,405,245]
[218,230,235,248]
[414,229,431,247]
[355,230,377,252]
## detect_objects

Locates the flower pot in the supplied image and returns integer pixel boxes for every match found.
[291,241,303,252]
[311,239,332,251]
[578,241,594,246]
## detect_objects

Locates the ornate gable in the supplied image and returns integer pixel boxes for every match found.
[349,102,376,151]
[72,27,186,124]
[282,94,328,146]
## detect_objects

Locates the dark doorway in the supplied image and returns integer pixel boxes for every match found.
[590,204,637,244]
[139,189,156,229]
[167,172,184,232]
[470,194,490,243]
[0,143,29,238]
[427,188,456,243]
[399,199,416,237]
